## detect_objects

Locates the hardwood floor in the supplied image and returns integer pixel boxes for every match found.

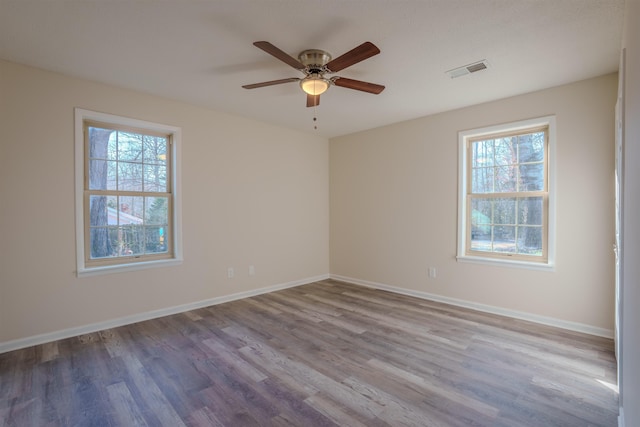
[0,280,618,426]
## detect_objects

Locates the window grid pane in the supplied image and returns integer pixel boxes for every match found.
[469,196,545,257]
[470,132,546,195]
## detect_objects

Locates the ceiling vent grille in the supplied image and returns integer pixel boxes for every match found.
[446,60,489,79]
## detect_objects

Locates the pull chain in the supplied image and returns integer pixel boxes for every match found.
[313,103,318,130]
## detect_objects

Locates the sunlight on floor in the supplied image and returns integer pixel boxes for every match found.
[596,379,619,394]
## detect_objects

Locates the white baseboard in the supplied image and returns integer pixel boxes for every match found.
[330,274,614,339]
[2,272,612,354]
[0,274,330,354]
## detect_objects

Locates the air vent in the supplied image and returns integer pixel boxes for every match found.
[446,60,489,79]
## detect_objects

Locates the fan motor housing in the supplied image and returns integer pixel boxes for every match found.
[298,49,332,70]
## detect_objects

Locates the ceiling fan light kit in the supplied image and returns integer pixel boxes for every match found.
[243,41,385,107]
[300,74,330,95]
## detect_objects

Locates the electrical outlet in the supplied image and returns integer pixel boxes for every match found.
[249,265,255,276]
[227,267,234,279]
[428,267,437,279]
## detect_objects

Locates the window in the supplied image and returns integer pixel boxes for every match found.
[457,116,555,269]
[75,109,182,276]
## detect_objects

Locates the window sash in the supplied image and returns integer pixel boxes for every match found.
[465,193,549,262]
[464,125,549,263]
[83,122,174,267]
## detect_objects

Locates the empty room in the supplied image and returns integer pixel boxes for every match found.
[1,1,639,426]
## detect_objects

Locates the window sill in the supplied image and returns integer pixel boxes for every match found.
[456,255,555,272]
[77,258,183,278]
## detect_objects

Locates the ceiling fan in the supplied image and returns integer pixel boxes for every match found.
[242,41,385,107]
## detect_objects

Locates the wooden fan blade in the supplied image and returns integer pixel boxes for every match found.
[254,41,306,70]
[306,94,320,107]
[242,77,299,89]
[325,42,380,72]
[333,77,385,94]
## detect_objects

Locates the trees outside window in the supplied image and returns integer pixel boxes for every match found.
[458,117,555,267]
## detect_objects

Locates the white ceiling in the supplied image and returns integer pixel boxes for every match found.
[0,0,625,138]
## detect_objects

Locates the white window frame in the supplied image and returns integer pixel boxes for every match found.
[75,108,183,277]
[457,116,556,270]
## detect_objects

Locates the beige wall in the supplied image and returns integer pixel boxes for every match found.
[331,73,617,332]
[0,60,329,344]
